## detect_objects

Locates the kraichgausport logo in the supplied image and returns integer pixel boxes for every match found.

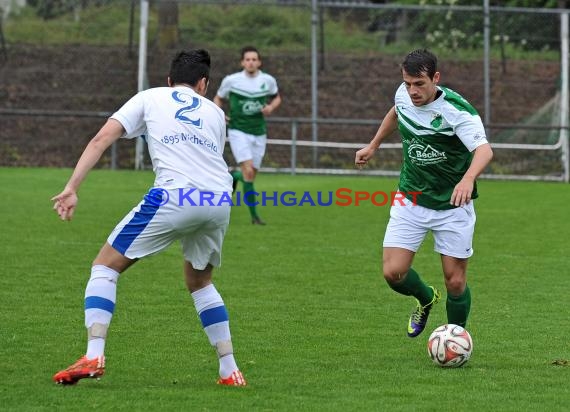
[145,188,422,208]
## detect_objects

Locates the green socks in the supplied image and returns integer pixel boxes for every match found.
[242,181,258,218]
[230,169,243,183]
[446,285,471,327]
[388,267,434,306]
[389,267,471,327]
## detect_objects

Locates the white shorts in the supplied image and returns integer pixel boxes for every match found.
[228,128,267,169]
[383,197,476,259]
[107,188,231,270]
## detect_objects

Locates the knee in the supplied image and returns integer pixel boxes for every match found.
[241,165,255,181]
[382,264,408,284]
[444,273,466,295]
[185,264,213,292]
[187,279,210,292]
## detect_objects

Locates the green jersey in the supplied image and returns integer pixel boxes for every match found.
[216,70,279,136]
[394,84,488,210]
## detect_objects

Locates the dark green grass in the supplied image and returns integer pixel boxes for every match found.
[0,168,568,411]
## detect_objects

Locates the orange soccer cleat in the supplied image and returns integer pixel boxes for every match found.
[217,370,247,386]
[53,356,105,385]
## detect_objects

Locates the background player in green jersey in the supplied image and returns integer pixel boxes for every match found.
[355,49,493,337]
[214,46,282,225]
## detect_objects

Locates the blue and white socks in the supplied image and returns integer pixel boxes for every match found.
[81,266,239,379]
[84,265,118,359]
[191,284,239,378]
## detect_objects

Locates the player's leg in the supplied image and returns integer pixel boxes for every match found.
[239,159,265,225]
[181,200,245,385]
[383,247,441,337]
[229,167,243,193]
[53,188,175,384]
[441,255,471,327]
[247,134,267,225]
[185,263,246,386]
[228,130,261,223]
[53,244,135,385]
[228,129,266,224]
[383,197,440,337]
[432,201,476,328]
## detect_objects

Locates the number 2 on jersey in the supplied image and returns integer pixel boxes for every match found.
[172,91,203,128]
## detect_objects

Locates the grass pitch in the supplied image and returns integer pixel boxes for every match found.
[0,168,568,411]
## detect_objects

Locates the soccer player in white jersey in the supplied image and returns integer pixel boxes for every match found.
[51,49,246,386]
[355,49,493,338]
[214,46,282,225]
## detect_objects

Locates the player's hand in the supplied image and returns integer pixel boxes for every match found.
[51,188,78,221]
[450,177,474,207]
[261,105,274,116]
[355,145,376,169]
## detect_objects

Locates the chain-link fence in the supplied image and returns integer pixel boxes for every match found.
[0,1,567,180]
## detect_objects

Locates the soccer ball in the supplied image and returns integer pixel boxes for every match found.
[427,324,473,368]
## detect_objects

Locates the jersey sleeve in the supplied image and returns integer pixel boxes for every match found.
[216,76,231,99]
[394,82,408,107]
[110,92,147,139]
[452,112,488,152]
[267,74,279,96]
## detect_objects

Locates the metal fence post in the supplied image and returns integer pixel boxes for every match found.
[483,0,491,139]
[135,0,149,170]
[561,11,569,182]
[0,15,7,63]
[111,142,117,170]
[311,0,319,168]
[291,120,298,176]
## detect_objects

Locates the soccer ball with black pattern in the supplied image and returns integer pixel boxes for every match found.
[427,324,473,368]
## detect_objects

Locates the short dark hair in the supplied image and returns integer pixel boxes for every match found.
[169,49,211,86]
[240,46,260,60]
[401,49,437,79]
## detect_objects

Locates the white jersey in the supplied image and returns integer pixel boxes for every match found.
[111,86,232,193]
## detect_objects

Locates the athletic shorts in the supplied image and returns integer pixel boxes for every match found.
[383,196,476,259]
[228,128,267,169]
[107,188,231,270]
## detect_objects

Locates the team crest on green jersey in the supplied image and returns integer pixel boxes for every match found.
[431,113,442,129]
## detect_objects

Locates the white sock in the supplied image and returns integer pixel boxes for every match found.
[191,284,239,377]
[84,265,119,359]
[219,354,239,379]
[86,338,105,359]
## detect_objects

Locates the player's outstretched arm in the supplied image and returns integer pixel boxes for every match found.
[355,106,397,169]
[51,119,125,221]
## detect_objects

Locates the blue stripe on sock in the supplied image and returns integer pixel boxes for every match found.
[85,296,115,314]
[112,189,163,255]
[199,305,228,327]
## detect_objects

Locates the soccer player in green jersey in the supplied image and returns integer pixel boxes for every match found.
[214,46,282,225]
[355,49,493,337]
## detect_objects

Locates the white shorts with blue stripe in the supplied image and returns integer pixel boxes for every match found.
[107,188,231,270]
